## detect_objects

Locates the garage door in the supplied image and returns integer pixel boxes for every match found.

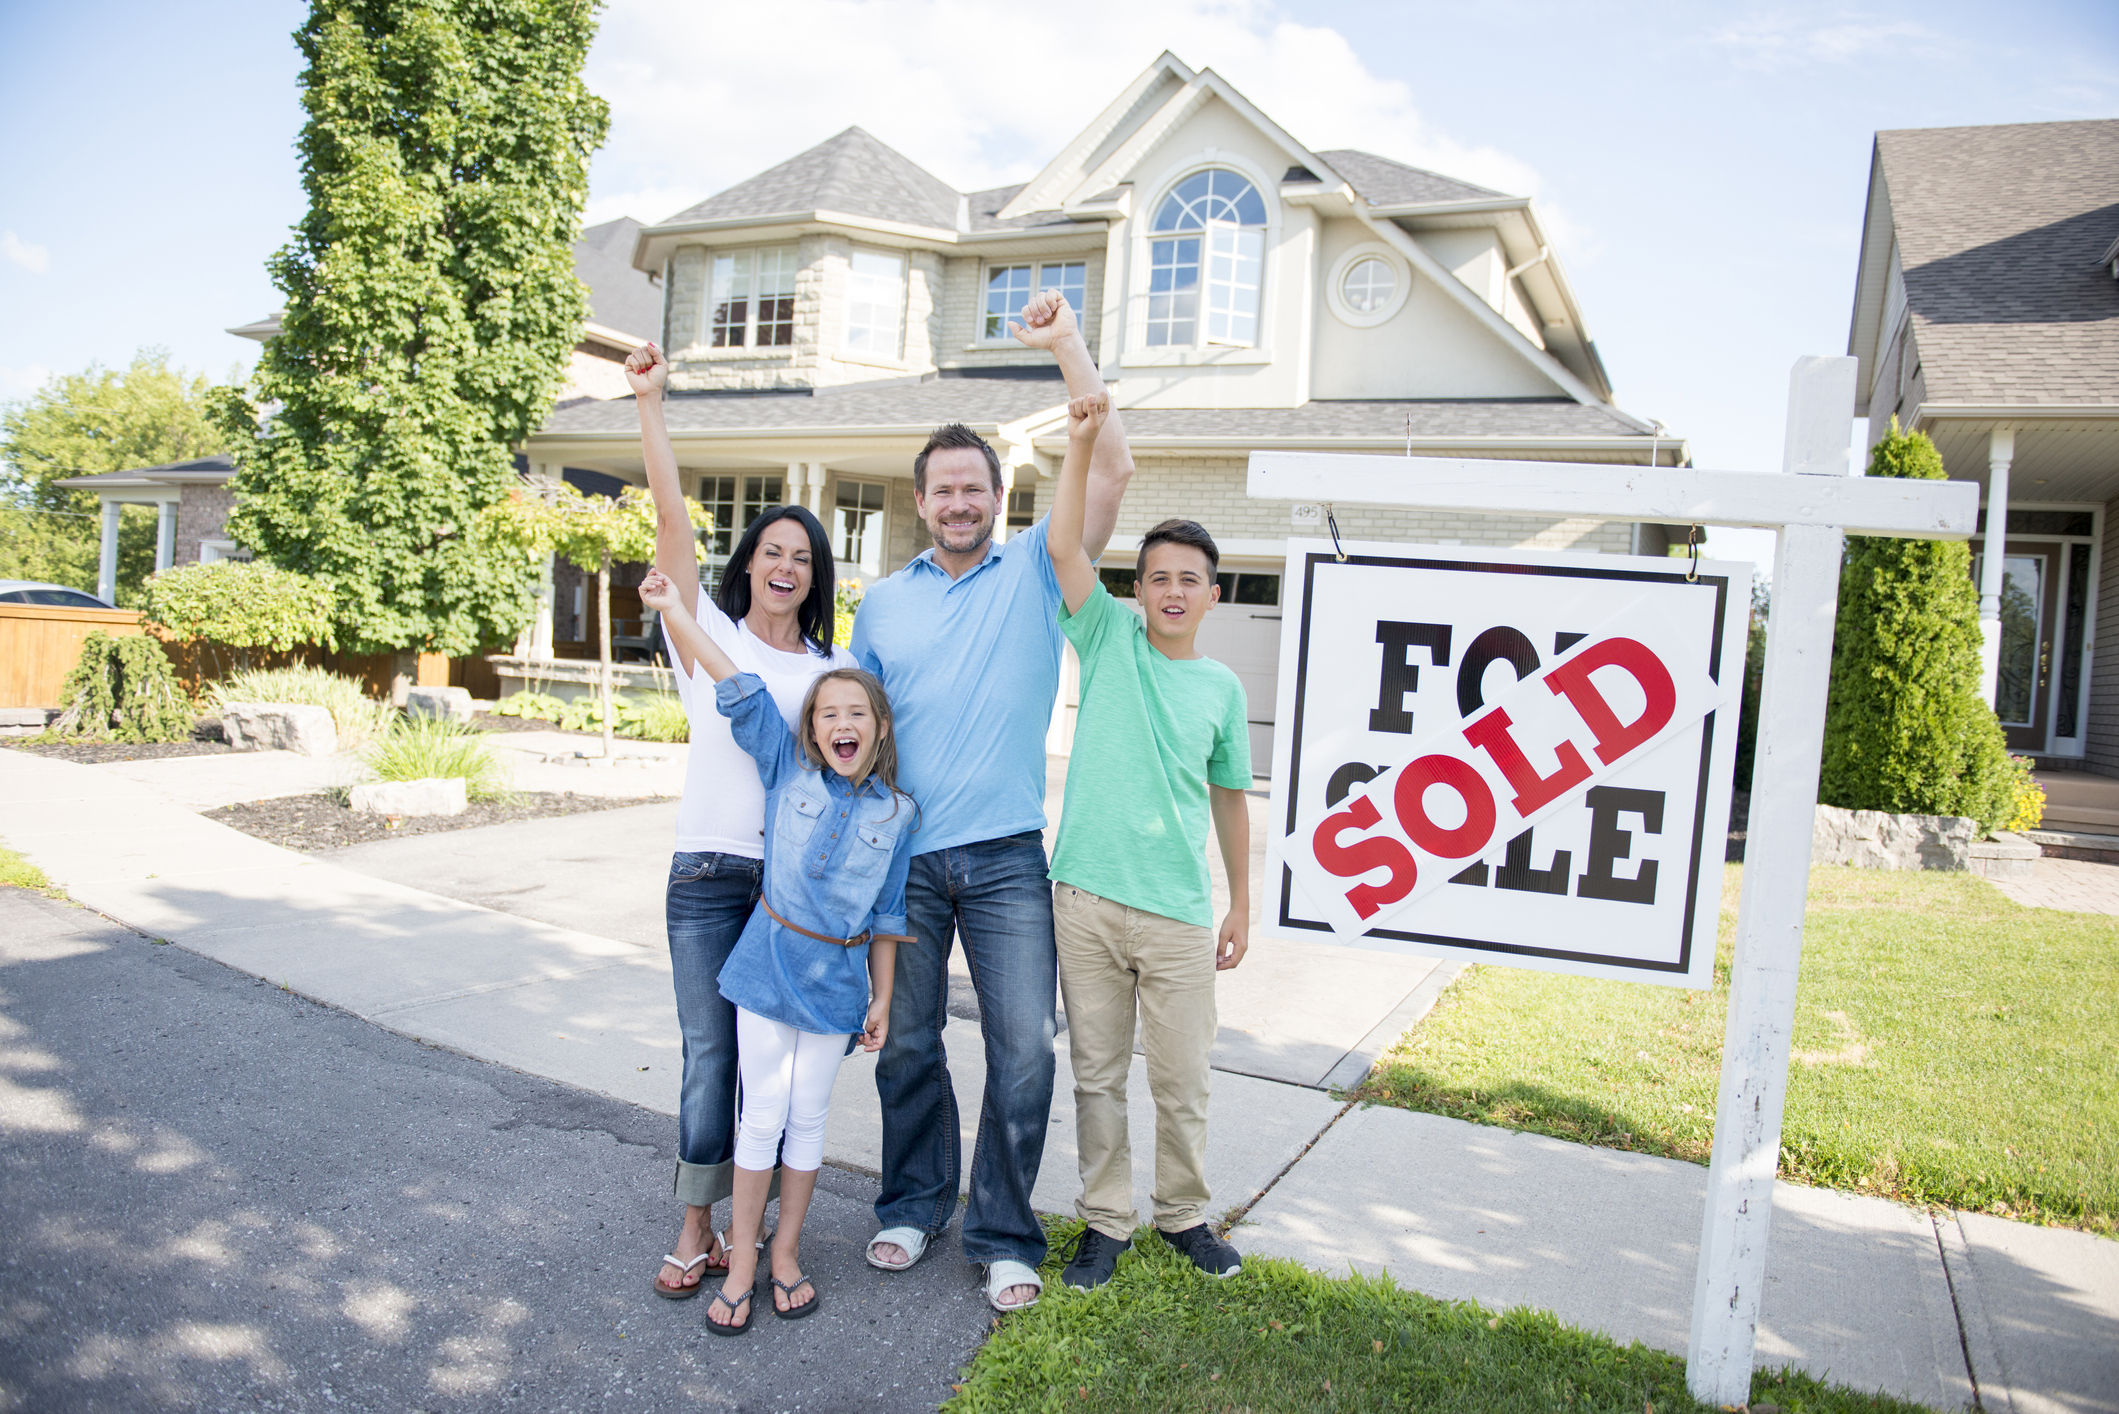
[1194,566,1282,778]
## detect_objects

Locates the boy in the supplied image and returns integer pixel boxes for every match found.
[1045,391,1253,1287]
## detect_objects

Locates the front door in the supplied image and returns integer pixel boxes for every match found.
[1973,539,2065,753]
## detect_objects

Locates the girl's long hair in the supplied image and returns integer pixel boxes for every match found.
[795,667,917,826]
[714,504,836,655]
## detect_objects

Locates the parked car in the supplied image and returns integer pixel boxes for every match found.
[0,579,117,609]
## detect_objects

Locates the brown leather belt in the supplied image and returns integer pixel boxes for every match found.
[760,896,911,949]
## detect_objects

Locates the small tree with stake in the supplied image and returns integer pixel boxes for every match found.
[484,485,711,759]
[1819,421,2013,830]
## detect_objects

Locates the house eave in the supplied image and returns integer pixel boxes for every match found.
[632,210,1107,272]
[1028,433,1687,461]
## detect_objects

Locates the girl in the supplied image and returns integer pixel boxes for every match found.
[639,565,916,1335]
[624,342,858,1303]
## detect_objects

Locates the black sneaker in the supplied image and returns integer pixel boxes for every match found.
[1061,1228,1131,1289]
[1162,1223,1242,1277]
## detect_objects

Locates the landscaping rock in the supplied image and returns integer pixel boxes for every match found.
[1811,803,1973,870]
[1969,831,2042,879]
[404,686,475,723]
[220,702,339,757]
[348,777,467,817]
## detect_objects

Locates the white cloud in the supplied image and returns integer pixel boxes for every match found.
[581,1,1582,246]
[1706,13,1947,72]
[1,230,50,275]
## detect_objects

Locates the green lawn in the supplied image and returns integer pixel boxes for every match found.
[945,1217,1935,1413]
[0,842,60,896]
[1358,864,2118,1233]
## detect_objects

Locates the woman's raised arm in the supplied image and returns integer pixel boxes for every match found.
[627,343,702,619]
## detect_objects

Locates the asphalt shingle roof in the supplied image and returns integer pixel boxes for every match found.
[963,183,1078,232]
[1318,150,1508,206]
[659,128,963,232]
[1118,400,1647,440]
[574,217,662,343]
[539,378,1068,435]
[56,454,237,488]
[1878,119,2119,406]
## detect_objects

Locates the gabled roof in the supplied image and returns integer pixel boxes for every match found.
[1318,150,1507,207]
[658,127,963,233]
[575,217,662,344]
[55,455,236,491]
[1859,119,2119,408]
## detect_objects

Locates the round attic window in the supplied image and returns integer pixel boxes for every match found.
[1325,243,1409,327]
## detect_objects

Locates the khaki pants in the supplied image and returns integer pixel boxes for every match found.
[1053,882,1216,1240]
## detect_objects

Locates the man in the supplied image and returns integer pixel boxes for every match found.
[851,291,1132,1311]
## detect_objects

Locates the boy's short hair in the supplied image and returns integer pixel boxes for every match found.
[913,423,1003,494]
[1136,519,1220,578]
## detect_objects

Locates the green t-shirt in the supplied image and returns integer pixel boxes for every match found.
[1050,583,1253,928]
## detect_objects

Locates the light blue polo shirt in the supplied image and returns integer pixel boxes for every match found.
[851,517,1063,857]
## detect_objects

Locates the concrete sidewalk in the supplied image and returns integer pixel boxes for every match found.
[5,744,2114,1411]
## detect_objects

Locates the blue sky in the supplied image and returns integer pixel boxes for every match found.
[3,0,2113,570]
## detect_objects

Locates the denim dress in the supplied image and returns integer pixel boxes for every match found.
[714,673,916,1036]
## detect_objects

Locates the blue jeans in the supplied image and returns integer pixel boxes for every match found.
[874,831,1057,1267]
[666,850,763,1208]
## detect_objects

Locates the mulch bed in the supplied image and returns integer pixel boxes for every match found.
[469,711,599,737]
[4,734,235,765]
[207,790,649,853]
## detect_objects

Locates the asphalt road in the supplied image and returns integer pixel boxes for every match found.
[0,889,997,1413]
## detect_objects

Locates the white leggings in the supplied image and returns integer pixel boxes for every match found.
[733,1008,847,1172]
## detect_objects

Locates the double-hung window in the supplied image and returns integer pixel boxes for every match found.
[707,247,798,348]
[1146,169,1267,348]
[982,261,1088,341]
[834,479,887,575]
[845,248,905,358]
[694,474,788,592]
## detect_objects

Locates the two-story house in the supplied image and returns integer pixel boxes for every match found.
[521,51,1685,759]
[1845,118,2119,827]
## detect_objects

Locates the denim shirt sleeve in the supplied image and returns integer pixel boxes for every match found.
[714,672,798,791]
[869,805,914,939]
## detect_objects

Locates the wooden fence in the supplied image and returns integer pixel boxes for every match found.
[0,602,467,710]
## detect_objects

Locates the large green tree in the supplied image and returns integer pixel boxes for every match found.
[1819,422,2013,829]
[216,0,609,666]
[0,350,225,604]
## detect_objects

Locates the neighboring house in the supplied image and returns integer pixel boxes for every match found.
[522,51,1685,758]
[57,220,663,604]
[1846,118,2119,774]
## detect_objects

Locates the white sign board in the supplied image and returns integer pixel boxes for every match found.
[1265,539,1748,989]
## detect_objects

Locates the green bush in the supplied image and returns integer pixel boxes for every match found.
[360,715,511,800]
[1820,422,2013,832]
[206,665,394,751]
[139,559,335,675]
[549,690,689,742]
[51,631,194,742]
[493,689,568,722]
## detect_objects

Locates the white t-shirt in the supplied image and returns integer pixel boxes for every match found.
[664,595,855,858]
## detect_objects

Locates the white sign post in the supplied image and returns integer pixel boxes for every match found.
[1245,357,1977,1405]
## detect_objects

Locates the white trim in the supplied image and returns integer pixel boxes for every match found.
[1910,402,2119,423]
[1972,499,2104,756]
[1323,241,1409,328]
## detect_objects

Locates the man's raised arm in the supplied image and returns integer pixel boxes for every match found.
[1012,291,1135,561]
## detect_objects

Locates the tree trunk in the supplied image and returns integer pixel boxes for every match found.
[598,549,615,760]
[390,648,418,708]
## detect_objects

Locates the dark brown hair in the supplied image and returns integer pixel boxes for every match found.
[1136,518,1221,577]
[913,422,1003,494]
[794,667,916,824]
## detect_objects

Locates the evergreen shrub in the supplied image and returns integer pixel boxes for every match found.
[51,632,194,742]
[1819,422,2013,831]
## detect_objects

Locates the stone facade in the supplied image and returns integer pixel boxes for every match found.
[933,253,1105,370]
[1811,803,1974,870]
[175,482,236,566]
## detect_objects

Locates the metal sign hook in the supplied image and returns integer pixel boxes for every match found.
[1326,503,1348,562]
[1686,523,1702,583]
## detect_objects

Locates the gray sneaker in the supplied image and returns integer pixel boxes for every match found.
[1162,1222,1242,1277]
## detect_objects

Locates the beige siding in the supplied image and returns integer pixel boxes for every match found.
[2086,493,2119,776]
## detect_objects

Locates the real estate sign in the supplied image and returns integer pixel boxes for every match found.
[1265,539,1748,989]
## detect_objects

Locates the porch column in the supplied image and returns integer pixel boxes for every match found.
[97,502,121,604]
[529,553,556,661]
[155,499,178,571]
[1978,428,2014,707]
[994,461,1019,544]
[806,462,830,518]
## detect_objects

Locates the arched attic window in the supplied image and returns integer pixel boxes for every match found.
[1146,169,1267,347]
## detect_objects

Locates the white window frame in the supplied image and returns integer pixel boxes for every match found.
[1124,155,1279,367]
[832,477,888,576]
[979,260,1089,344]
[843,247,906,361]
[1324,242,1410,328]
[702,245,800,351]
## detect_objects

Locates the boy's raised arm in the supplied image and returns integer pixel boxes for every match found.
[1047,393,1108,615]
[626,344,703,619]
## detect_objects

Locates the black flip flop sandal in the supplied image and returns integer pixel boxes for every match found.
[773,1275,821,1320]
[703,1286,753,1336]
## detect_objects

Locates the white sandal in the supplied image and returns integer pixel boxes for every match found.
[652,1231,728,1300]
[985,1259,1042,1312]
[866,1226,930,1272]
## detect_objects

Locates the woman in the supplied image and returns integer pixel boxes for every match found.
[625,342,857,1300]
